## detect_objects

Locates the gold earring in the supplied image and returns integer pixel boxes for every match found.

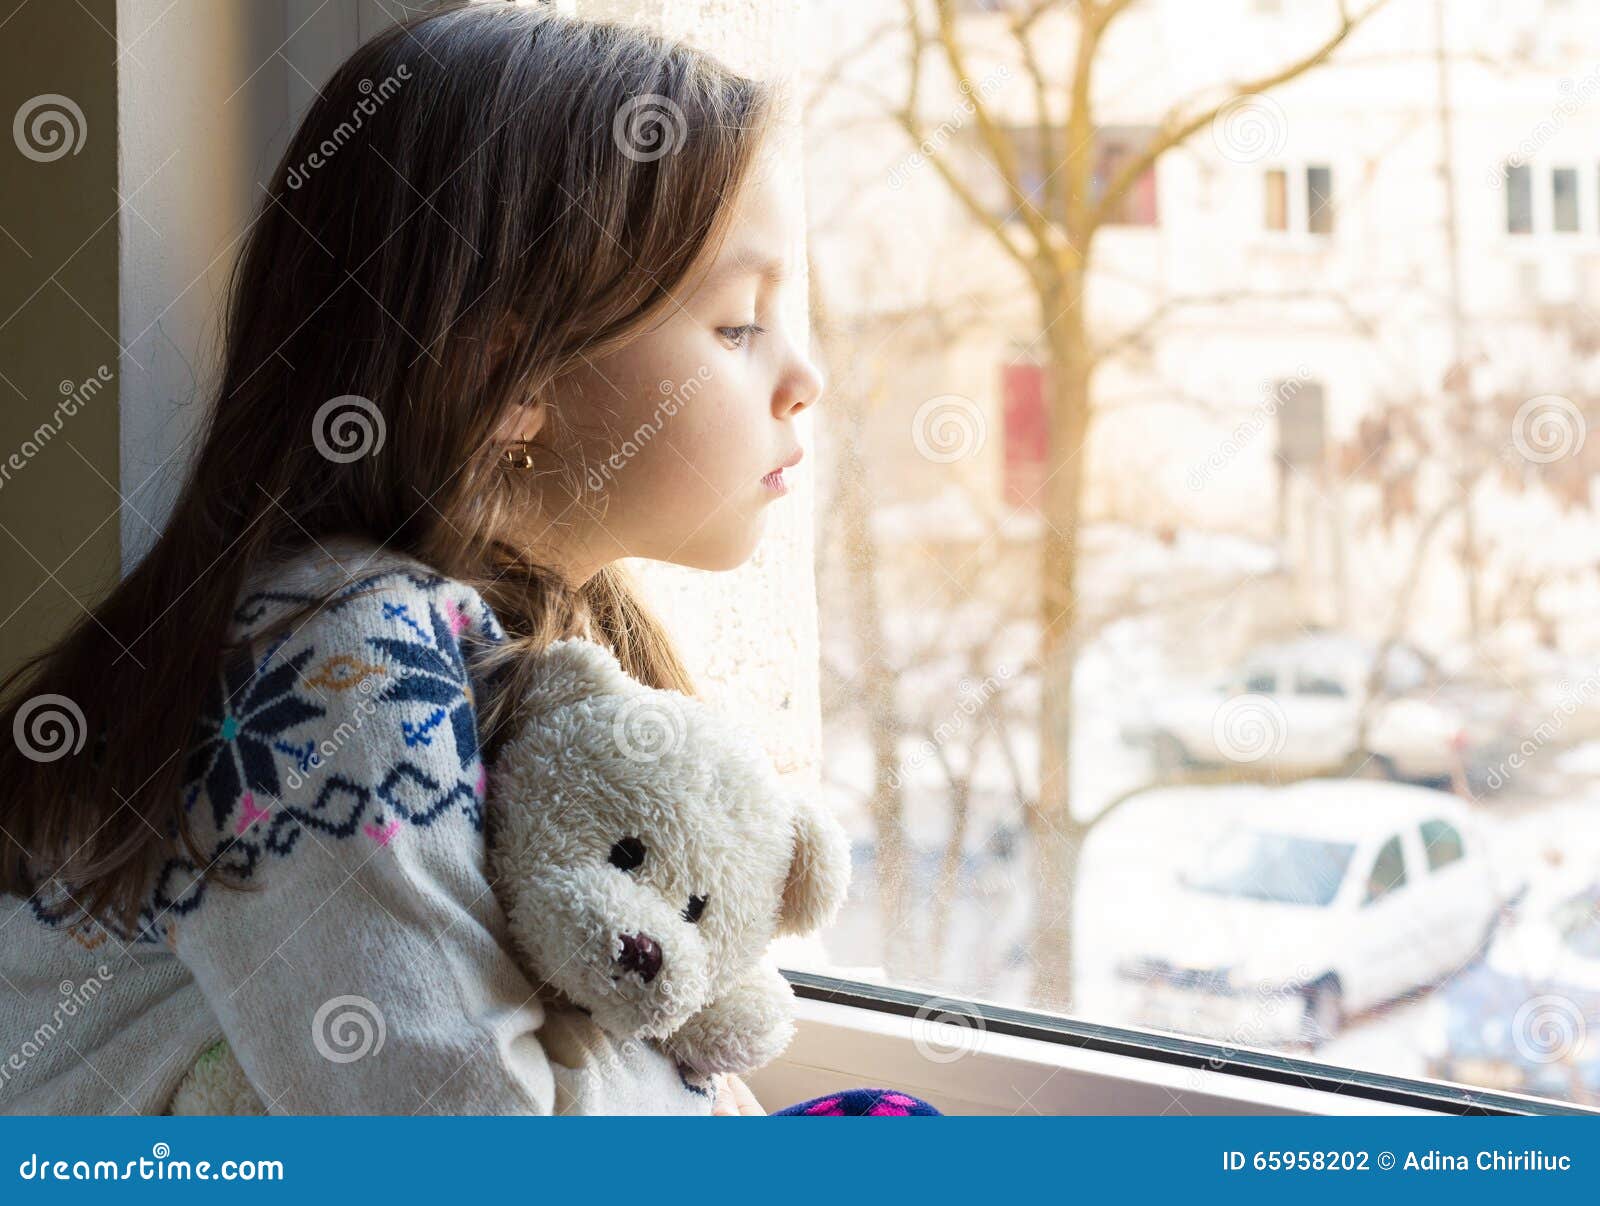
[502,439,535,471]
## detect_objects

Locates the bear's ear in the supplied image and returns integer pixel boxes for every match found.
[778,796,850,936]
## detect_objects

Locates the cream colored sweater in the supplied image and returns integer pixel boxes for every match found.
[0,536,713,1115]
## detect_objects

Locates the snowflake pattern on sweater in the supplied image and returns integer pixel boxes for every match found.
[26,553,507,948]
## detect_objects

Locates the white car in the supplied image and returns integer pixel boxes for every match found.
[1109,780,1503,1048]
[1124,634,1516,785]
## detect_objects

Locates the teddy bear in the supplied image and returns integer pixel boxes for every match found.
[485,635,851,1077]
[166,635,851,1113]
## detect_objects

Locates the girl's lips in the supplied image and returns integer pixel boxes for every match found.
[761,447,802,495]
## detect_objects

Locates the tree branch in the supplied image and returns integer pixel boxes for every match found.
[1087,0,1391,233]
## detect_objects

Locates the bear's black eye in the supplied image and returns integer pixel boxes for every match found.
[682,894,708,924]
[609,837,646,871]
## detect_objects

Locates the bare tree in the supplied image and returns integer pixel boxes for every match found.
[890,0,1389,1007]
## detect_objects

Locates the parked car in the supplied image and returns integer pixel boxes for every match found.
[1422,878,1600,1103]
[1110,780,1503,1048]
[1121,633,1519,787]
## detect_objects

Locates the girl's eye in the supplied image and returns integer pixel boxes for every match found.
[717,323,766,350]
[609,837,646,871]
[682,894,708,924]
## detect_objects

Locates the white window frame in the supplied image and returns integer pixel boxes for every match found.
[1505,160,1592,240]
[1259,161,1336,244]
[752,974,1588,1116]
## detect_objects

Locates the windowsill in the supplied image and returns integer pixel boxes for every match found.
[754,971,1595,1116]
[1250,233,1337,254]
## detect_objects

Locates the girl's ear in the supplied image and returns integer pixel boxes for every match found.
[778,796,851,937]
[493,396,547,444]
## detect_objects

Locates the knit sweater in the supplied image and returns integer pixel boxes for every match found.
[0,535,714,1115]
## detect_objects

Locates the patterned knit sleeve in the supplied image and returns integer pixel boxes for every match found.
[163,565,707,1115]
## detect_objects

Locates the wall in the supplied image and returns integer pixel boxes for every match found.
[0,1,122,680]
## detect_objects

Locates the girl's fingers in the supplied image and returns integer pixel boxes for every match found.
[711,1073,737,1116]
[725,1073,766,1116]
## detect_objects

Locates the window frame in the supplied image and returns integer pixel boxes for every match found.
[773,970,1597,1116]
[1259,161,1336,241]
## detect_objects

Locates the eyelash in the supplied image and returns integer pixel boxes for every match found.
[718,323,766,349]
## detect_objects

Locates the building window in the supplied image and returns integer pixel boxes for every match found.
[1264,168,1289,231]
[981,126,1159,228]
[1092,126,1160,226]
[1553,166,1580,232]
[1306,164,1335,234]
[1002,360,1047,510]
[1506,163,1534,233]
[1262,163,1334,236]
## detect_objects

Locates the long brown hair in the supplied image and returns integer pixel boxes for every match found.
[0,2,778,937]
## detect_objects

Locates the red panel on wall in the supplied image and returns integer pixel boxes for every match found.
[1002,361,1047,509]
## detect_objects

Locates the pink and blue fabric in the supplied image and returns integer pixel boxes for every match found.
[772,1089,941,1116]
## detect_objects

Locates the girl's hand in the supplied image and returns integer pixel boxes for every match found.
[711,1072,766,1116]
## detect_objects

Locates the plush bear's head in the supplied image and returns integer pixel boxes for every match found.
[486,638,850,1069]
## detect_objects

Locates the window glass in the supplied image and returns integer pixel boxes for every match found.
[1264,168,1288,230]
[1506,163,1534,231]
[1363,836,1407,903]
[1552,167,1580,232]
[1182,829,1355,907]
[1420,819,1464,870]
[1306,165,1335,234]
[801,0,1600,1114]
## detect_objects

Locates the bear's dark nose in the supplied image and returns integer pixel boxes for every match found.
[616,932,662,983]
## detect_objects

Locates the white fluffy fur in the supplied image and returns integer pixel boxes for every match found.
[487,637,851,1075]
[167,637,851,1111]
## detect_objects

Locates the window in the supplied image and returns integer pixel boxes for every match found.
[1363,836,1407,904]
[1506,163,1533,233]
[803,1,1600,1116]
[979,125,1159,227]
[1294,670,1345,697]
[1092,126,1160,226]
[1262,164,1334,236]
[1264,168,1288,231]
[1419,820,1464,870]
[1243,668,1277,692]
[1555,892,1600,959]
[1182,829,1355,908]
[1553,166,1581,232]
[1275,378,1326,467]
[1002,361,1047,509]
[1306,165,1335,234]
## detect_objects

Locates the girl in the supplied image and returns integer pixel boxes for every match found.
[0,3,933,1117]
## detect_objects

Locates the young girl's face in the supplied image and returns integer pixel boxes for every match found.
[525,155,824,580]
